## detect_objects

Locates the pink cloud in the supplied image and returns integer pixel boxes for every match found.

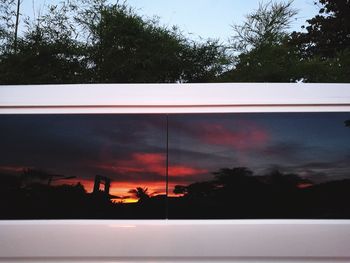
[168,165,207,177]
[195,121,269,150]
[96,152,207,177]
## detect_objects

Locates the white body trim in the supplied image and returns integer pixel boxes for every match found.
[1,83,350,262]
[0,220,350,262]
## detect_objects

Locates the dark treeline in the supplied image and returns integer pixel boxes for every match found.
[1,166,350,219]
[170,167,350,219]
[0,168,166,219]
[0,0,349,84]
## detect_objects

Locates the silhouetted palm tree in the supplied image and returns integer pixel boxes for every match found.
[128,187,150,202]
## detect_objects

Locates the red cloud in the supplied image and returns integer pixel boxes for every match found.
[96,153,165,175]
[96,152,207,177]
[196,121,269,150]
[168,165,207,177]
[86,152,209,202]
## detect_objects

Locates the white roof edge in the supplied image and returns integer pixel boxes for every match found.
[1,83,350,108]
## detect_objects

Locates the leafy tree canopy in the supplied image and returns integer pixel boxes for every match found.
[0,0,349,84]
[291,0,350,58]
[0,0,228,84]
[289,0,350,82]
[222,1,300,82]
[231,0,297,52]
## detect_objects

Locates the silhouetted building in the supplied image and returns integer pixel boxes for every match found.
[93,175,111,195]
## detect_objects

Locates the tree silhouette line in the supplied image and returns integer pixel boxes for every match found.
[169,167,343,219]
[0,165,350,219]
[0,0,349,83]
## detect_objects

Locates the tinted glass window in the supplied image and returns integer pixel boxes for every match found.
[1,113,350,219]
[168,113,350,219]
[0,114,167,219]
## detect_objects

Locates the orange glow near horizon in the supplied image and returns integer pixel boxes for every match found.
[109,181,166,203]
[58,178,167,203]
[3,151,203,203]
[91,151,208,201]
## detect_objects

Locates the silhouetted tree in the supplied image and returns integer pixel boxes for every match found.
[184,181,216,199]
[173,185,188,195]
[266,169,310,190]
[214,167,254,187]
[128,187,150,202]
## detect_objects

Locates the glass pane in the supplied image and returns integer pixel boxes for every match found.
[0,114,167,219]
[168,113,350,219]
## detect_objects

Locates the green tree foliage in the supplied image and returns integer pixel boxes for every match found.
[83,3,200,83]
[290,0,350,82]
[0,0,16,51]
[0,27,87,84]
[291,0,350,58]
[0,0,228,84]
[1,0,348,84]
[222,1,300,82]
[223,43,301,82]
[0,1,88,84]
[223,0,350,83]
[79,1,228,83]
[231,0,297,51]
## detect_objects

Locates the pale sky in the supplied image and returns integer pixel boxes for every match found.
[21,0,319,43]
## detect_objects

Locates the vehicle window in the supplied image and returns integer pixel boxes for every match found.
[0,114,167,219]
[168,112,350,219]
[1,112,350,219]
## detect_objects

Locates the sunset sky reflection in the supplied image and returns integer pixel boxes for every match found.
[0,113,349,203]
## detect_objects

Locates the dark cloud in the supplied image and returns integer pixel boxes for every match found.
[169,147,233,166]
[260,142,304,158]
[260,155,350,184]
[0,114,166,184]
[298,155,350,170]
[256,141,324,164]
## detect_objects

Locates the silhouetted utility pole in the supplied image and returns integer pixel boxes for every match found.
[14,0,20,52]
